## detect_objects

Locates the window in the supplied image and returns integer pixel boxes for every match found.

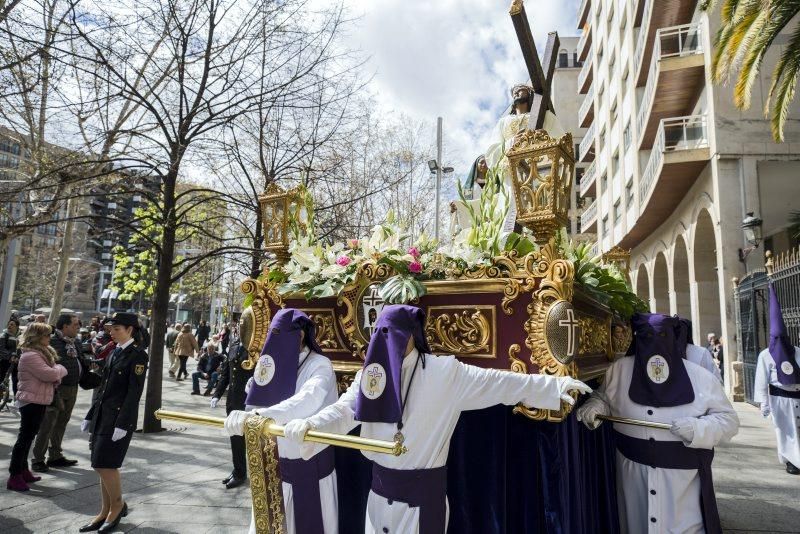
[602,215,609,235]
[559,50,569,68]
[614,201,622,223]
[611,151,620,175]
[575,167,585,188]
[623,121,632,150]
[573,52,582,68]
[608,51,616,78]
[601,173,608,193]
[626,182,634,207]
[598,127,606,152]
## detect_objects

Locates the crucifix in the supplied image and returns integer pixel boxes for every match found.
[509,0,559,130]
[558,307,580,358]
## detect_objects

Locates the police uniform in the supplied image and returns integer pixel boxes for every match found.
[212,337,254,480]
[85,316,148,469]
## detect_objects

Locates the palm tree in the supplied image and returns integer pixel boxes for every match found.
[701,0,800,142]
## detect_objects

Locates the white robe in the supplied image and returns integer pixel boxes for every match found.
[246,349,340,534]
[304,348,564,534]
[686,344,722,382]
[754,347,800,467]
[583,357,738,534]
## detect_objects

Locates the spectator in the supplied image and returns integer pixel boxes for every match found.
[219,324,231,356]
[31,314,86,472]
[713,337,725,382]
[706,332,716,354]
[92,319,116,364]
[6,323,67,492]
[34,314,46,323]
[173,324,199,381]
[0,316,20,392]
[89,316,102,333]
[165,324,180,378]
[196,320,211,349]
[191,342,222,396]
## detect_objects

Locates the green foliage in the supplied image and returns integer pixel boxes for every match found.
[563,238,648,320]
[111,203,160,302]
[379,274,428,304]
[504,231,537,256]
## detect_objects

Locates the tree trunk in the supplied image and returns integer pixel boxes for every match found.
[49,197,77,323]
[142,174,178,433]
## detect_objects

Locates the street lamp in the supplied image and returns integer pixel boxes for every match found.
[738,212,764,262]
[427,160,455,242]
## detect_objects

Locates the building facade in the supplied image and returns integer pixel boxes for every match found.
[575,0,800,392]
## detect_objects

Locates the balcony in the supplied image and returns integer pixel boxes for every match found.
[579,122,596,162]
[577,0,591,29]
[634,0,700,87]
[633,0,647,27]
[581,199,598,233]
[579,85,595,128]
[578,57,593,94]
[636,22,705,149]
[578,24,592,62]
[580,161,596,197]
[618,115,710,249]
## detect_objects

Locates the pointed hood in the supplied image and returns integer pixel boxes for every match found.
[354,304,430,424]
[769,283,799,385]
[245,308,323,407]
[628,312,695,407]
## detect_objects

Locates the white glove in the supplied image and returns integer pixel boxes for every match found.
[283,419,311,445]
[556,377,593,405]
[81,420,90,433]
[254,407,275,421]
[224,410,251,436]
[245,377,254,395]
[576,400,608,430]
[210,397,219,409]
[670,417,696,444]
[760,401,771,418]
[111,428,128,442]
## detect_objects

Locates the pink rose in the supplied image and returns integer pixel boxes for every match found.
[408,246,420,259]
[408,261,422,274]
[347,239,360,249]
[336,256,351,267]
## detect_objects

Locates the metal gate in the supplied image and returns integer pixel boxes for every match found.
[735,248,800,405]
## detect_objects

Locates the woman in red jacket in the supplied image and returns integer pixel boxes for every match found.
[6,323,67,492]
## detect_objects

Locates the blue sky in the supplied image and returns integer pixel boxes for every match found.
[340,0,580,177]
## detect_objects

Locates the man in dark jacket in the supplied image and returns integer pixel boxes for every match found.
[32,314,86,472]
[191,345,223,395]
[196,320,211,348]
[210,311,254,489]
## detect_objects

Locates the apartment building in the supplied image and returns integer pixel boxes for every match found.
[575,0,800,389]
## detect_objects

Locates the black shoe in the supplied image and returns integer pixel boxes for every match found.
[222,474,233,485]
[190,391,200,395]
[787,462,800,475]
[225,477,246,489]
[47,457,78,468]
[78,518,105,532]
[31,461,48,473]
[98,502,127,533]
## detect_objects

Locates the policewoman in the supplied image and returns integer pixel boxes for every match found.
[79,312,148,533]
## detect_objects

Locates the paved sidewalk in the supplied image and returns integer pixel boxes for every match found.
[2,352,800,533]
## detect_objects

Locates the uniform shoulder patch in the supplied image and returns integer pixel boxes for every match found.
[135,364,145,376]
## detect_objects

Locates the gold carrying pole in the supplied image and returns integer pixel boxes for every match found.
[155,409,407,456]
[597,414,672,430]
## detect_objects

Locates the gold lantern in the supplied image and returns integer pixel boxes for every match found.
[258,182,305,264]
[506,129,574,245]
[602,246,632,275]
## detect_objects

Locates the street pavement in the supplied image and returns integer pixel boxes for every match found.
[1,352,799,533]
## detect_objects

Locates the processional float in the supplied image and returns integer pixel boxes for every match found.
[158,2,644,532]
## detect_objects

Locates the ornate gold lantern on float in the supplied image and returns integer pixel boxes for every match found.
[257,182,306,264]
[505,130,574,245]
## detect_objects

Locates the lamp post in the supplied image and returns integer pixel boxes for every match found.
[738,212,763,263]
[427,154,454,243]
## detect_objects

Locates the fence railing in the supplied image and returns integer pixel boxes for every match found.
[767,248,800,343]
[636,22,704,139]
[579,84,595,125]
[579,121,596,161]
[633,0,653,79]
[580,161,596,197]
[581,199,598,232]
[578,54,593,91]
[639,114,708,204]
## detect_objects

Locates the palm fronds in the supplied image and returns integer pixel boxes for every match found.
[702,0,800,141]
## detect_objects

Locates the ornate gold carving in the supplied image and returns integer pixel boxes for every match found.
[508,344,527,374]
[611,322,632,356]
[258,184,306,263]
[425,307,495,358]
[332,361,361,395]
[577,313,610,356]
[245,416,284,534]
[602,246,631,275]
[305,309,349,353]
[240,278,283,370]
[336,260,394,359]
[509,0,523,16]
[506,130,574,245]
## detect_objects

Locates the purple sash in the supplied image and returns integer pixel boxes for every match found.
[370,462,447,534]
[614,431,721,534]
[278,447,335,533]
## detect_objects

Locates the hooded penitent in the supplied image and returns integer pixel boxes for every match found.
[354,304,431,424]
[628,312,695,407]
[768,283,799,386]
[245,308,323,407]
[674,316,694,358]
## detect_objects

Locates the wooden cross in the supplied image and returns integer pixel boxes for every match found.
[509,0,559,130]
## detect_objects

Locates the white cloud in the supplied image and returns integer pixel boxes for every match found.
[340,0,579,177]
